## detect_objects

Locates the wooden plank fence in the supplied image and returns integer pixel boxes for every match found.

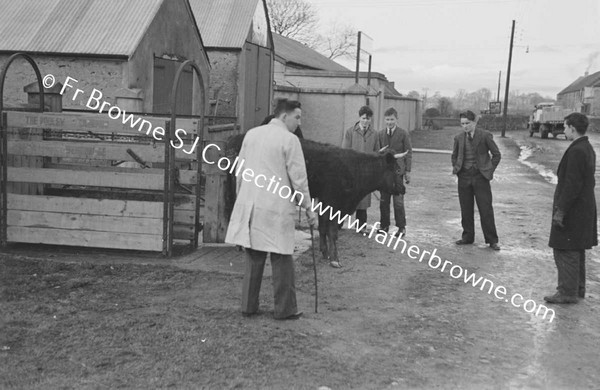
[0,110,204,253]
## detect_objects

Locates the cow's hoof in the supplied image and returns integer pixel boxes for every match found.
[329,261,342,268]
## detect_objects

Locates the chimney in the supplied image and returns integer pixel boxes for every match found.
[584,71,589,77]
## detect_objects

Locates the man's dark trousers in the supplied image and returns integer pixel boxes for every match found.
[458,166,498,244]
[380,177,406,230]
[553,249,586,297]
[241,248,297,319]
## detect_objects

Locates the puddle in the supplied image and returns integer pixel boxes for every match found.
[518,145,558,185]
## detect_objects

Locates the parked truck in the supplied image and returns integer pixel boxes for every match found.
[528,102,574,139]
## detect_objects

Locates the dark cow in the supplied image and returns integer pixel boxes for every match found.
[225,134,405,266]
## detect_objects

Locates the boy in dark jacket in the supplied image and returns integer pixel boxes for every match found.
[544,112,597,304]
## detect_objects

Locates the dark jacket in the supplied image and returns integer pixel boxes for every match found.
[451,128,501,180]
[549,136,598,249]
[374,126,412,175]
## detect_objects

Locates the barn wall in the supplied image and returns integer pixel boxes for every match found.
[283,72,388,92]
[130,0,210,116]
[0,55,126,109]
[275,87,372,146]
[274,59,286,85]
[383,97,421,131]
[206,50,240,119]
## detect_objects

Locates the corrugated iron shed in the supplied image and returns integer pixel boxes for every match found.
[189,0,261,48]
[273,33,350,72]
[558,70,600,95]
[0,0,163,57]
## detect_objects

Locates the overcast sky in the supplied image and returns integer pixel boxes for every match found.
[306,0,600,99]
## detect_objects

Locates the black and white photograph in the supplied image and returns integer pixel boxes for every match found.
[1,0,599,388]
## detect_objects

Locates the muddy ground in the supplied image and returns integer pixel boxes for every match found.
[1,126,599,389]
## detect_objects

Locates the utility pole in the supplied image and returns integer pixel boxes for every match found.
[502,20,515,138]
[497,70,501,102]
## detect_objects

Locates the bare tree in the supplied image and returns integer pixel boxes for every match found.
[317,23,357,60]
[266,0,318,47]
[407,90,421,99]
[437,97,453,116]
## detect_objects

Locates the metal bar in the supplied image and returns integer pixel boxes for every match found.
[169,59,206,255]
[193,120,205,249]
[355,31,362,84]
[0,52,45,248]
[162,121,170,256]
[367,55,372,87]
[0,112,6,247]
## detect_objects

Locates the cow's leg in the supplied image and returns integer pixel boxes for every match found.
[318,215,329,259]
[328,221,341,267]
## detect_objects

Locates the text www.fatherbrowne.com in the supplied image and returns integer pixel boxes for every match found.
[49,74,555,323]
[309,200,556,323]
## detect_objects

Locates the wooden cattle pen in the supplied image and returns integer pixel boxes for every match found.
[0,110,203,255]
[0,54,221,256]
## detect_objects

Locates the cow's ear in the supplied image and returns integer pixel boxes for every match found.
[385,152,395,165]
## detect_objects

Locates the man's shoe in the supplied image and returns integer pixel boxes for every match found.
[396,227,406,237]
[242,310,263,318]
[275,311,303,320]
[543,293,578,304]
[455,239,473,245]
[378,227,389,234]
[489,243,500,251]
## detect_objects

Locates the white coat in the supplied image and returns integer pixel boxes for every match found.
[225,119,312,254]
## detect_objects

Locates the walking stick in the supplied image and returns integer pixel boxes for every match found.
[310,225,318,313]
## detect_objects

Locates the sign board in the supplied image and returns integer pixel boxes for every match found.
[489,101,502,114]
[360,32,374,56]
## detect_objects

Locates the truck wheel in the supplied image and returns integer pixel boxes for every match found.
[540,124,549,139]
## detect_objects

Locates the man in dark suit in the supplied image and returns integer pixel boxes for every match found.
[544,112,597,304]
[374,107,412,236]
[451,110,501,250]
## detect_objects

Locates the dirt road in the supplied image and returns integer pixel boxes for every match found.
[1,127,599,389]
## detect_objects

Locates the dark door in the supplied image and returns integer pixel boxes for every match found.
[255,46,272,126]
[243,44,259,131]
[153,57,193,115]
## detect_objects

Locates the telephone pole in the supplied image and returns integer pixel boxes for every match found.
[497,70,501,102]
[502,20,515,138]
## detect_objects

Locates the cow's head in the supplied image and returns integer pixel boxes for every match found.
[380,150,407,195]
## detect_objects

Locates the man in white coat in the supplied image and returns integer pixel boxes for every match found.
[225,99,318,320]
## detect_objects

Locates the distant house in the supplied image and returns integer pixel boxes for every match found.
[190,0,274,130]
[272,33,421,145]
[0,0,210,116]
[557,70,600,116]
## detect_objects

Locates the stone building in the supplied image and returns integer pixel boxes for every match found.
[557,70,600,116]
[0,0,210,116]
[190,0,274,130]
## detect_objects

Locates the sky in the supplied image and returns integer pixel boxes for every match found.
[306,0,600,99]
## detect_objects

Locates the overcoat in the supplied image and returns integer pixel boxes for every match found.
[225,119,312,254]
[341,122,378,209]
[549,136,598,250]
[451,128,501,180]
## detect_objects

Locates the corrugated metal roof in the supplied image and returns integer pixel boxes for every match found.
[558,70,600,95]
[189,0,259,48]
[0,0,163,57]
[273,33,350,72]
